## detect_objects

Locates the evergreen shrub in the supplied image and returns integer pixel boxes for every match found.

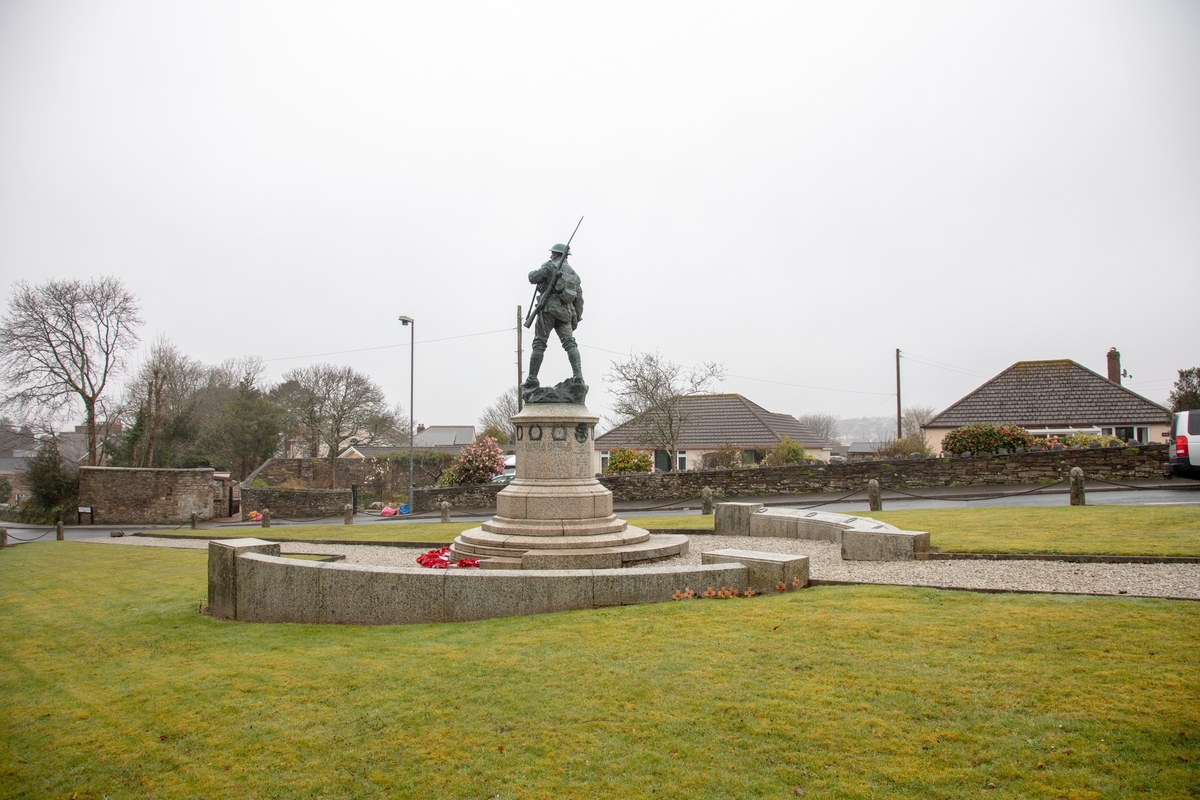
[604,447,653,475]
[942,423,1036,455]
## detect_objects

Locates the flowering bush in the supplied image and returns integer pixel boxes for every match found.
[604,446,653,475]
[416,546,480,569]
[941,423,1036,455]
[438,436,506,485]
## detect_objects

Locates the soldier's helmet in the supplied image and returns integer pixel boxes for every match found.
[549,243,570,256]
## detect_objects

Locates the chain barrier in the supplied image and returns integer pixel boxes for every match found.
[3,527,57,542]
[785,487,868,509]
[621,495,705,513]
[1086,477,1175,491]
[880,480,1066,502]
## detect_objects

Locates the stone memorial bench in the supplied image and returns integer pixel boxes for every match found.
[713,503,929,561]
[700,549,809,593]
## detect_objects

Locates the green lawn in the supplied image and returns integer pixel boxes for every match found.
[2,542,1198,798]
[217,506,1200,557]
[871,506,1200,557]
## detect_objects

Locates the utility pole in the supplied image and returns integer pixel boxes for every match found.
[516,305,524,411]
[895,348,902,441]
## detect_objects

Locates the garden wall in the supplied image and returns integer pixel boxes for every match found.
[242,456,447,496]
[239,487,352,521]
[78,467,217,524]
[599,443,1169,502]
[412,444,1169,510]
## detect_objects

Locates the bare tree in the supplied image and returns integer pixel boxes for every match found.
[118,335,207,466]
[605,351,724,471]
[275,364,392,457]
[0,277,142,466]
[901,404,938,440]
[797,412,838,443]
[478,387,520,444]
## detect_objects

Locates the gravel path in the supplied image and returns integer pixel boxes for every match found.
[85,534,1200,600]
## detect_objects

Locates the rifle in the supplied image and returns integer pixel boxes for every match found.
[524,215,584,328]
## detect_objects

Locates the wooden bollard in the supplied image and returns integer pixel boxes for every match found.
[56,521,64,541]
[1070,467,1086,506]
[0,527,7,548]
[261,508,271,528]
[701,486,713,515]
[440,500,451,524]
[190,512,199,530]
[344,504,354,525]
[868,479,882,512]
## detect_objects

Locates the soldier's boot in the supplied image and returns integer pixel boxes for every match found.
[524,352,544,388]
[567,347,584,383]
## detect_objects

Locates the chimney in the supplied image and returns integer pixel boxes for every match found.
[1106,347,1121,384]
[416,423,426,434]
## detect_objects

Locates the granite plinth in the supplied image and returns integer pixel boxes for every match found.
[453,402,691,569]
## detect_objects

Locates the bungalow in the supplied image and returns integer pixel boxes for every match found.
[338,424,476,458]
[594,393,829,473]
[922,349,1171,453]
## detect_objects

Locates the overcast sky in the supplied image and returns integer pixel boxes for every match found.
[1,0,1197,433]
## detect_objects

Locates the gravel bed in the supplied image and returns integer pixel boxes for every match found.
[85,534,1200,600]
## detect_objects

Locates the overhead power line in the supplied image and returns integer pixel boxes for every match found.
[263,327,513,363]
[898,350,990,379]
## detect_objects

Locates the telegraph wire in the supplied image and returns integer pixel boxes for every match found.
[263,327,513,363]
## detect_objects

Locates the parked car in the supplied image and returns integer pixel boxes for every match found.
[1169,410,1200,480]
[491,454,517,483]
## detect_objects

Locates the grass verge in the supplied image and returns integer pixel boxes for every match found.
[871,506,1200,557]
[2,541,1198,798]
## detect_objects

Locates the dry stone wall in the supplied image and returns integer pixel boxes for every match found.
[79,467,217,524]
[239,487,352,521]
[412,444,1169,510]
[243,456,446,495]
[600,444,1169,502]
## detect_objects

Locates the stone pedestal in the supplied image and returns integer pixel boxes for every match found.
[451,403,687,569]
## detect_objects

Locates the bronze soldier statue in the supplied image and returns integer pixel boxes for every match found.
[522,242,585,403]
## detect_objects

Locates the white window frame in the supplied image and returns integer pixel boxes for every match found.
[676,450,687,471]
[599,450,610,471]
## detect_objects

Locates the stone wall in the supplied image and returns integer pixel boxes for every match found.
[410,444,1169,510]
[243,455,448,496]
[239,487,352,521]
[210,538,753,625]
[599,444,1169,502]
[78,467,217,524]
[413,483,504,513]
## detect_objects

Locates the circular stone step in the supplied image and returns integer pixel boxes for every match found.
[457,527,650,551]
[481,514,628,538]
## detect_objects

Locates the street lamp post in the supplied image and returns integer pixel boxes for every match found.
[398,316,415,513]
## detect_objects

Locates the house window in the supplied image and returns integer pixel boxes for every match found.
[1107,427,1148,443]
[743,449,762,465]
[599,450,609,471]
[676,450,687,471]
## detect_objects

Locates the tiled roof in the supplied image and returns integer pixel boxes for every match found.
[0,456,32,474]
[596,394,826,449]
[926,360,1170,428]
[339,445,410,458]
[413,426,475,447]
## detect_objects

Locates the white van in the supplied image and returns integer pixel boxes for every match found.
[1169,410,1200,480]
